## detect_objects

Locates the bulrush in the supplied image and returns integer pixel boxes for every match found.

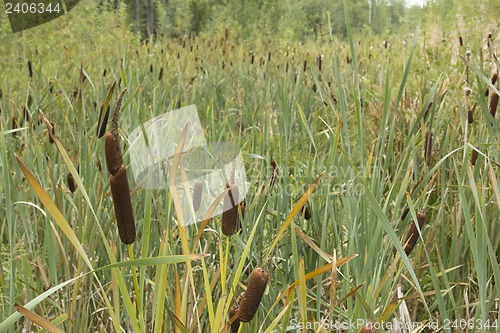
[228,305,240,333]
[471,147,479,166]
[404,213,425,255]
[490,91,498,118]
[424,130,433,166]
[67,172,77,193]
[238,267,269,322]
[222,184,239,236]
[192,181,203,212]
[301,204,311,220]
[28,60,33,79]
[484,73,497,96]
[105,88,136,244]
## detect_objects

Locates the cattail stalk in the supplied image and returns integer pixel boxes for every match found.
[228,305,240,333]
[238,268,269,322]
[105,88,135,244]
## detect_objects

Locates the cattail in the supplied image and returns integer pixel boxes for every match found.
[110,165,136,244]
[222,184,239,236]
[193,181,203,212]
[48,121,55,144]
[424,130,433,166]
[471,147,479,165]
[228,305,240,333]
[0,87,2,99]
[103,68,107,77]
[67,172,77,193]
[484,73,497,96]
[318,54,323,72]
[105,88,135,244]
[490,92,498,118]
[301,204,311,220]
[250,51,254,65]
[149,64,153,73]
[383,40,387,49]
[404,213,425,255]
[268,51,271,62]
[105,132,123,175]
[459,35,463,47]
[468,108,474,124]
[158,67,163,80]
[238,268,269,322]
[312,83,317,92]
[303,60,307,72]
[28,60,33,79]
[285,62,289,73]
[346,56,351,64]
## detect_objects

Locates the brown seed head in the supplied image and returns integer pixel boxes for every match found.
[110,165,136,244]
[222,184,239,236]
[471,148,479,165]
[67,172,77,193]
[238,268,269,322]
[105,132,123,176]
[404,213,425,255]
[490,92,498,118]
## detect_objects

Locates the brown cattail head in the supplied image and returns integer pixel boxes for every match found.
[228,305,240,333]
[105,132,123,175]
[28,60,33,79]
[238,267,269,322]
[192,181,203,212]
[222,184,239,236]
[485,73,498,96]
[110,165,136,244]
[468,108,474,124]
[67,172,77,193]
[424,131,433,166]
[158,67,163,80]
[471,148,479,165]
[459,35,463,47]
[404,213,425,255]
[103,68,107,77]
[301,204,311,220]
[490,92,498,118]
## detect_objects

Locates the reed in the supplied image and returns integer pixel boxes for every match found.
[237,267,269,322]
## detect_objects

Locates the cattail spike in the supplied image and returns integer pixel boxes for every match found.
[228,305,240,333]
[238,268,269,322]
[222,184,239,236]
[490,92,498,118]
[404,213,425,255]
[110,165,136,244]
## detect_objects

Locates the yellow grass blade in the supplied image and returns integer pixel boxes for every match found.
[14,304,65,333]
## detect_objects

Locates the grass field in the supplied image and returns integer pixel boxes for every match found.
[0,5,499,332]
